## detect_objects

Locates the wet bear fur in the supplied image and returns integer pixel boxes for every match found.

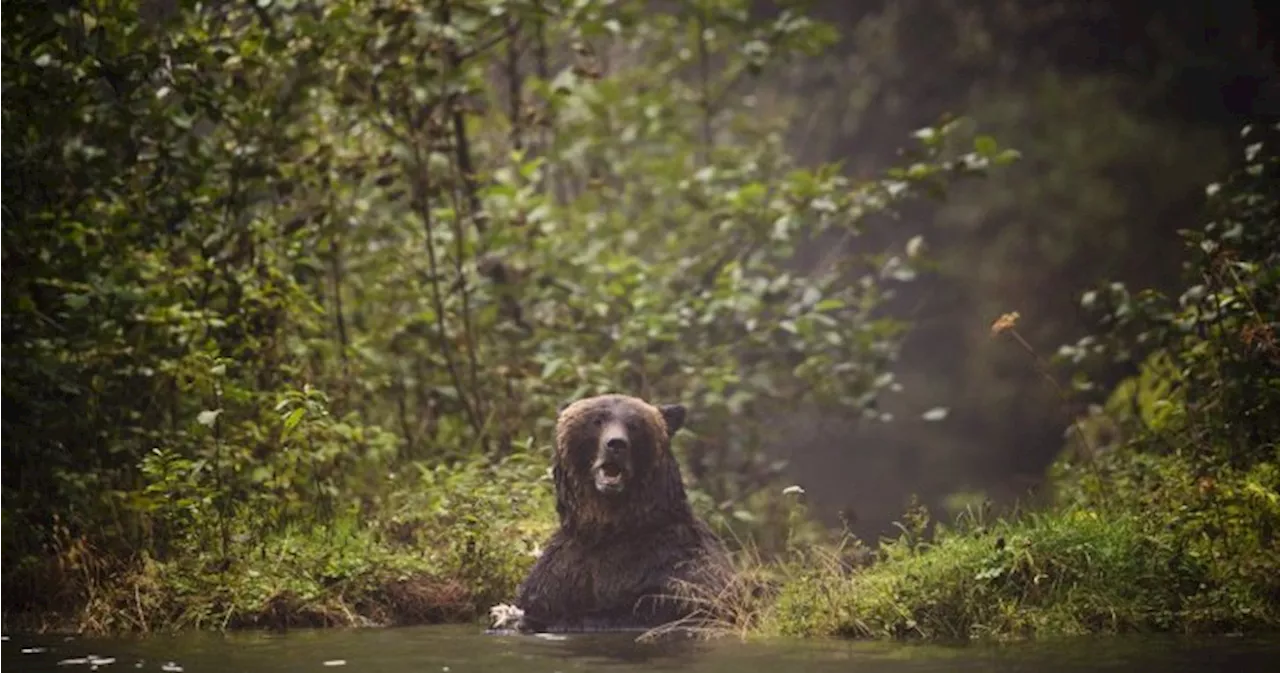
[510,394,733,633]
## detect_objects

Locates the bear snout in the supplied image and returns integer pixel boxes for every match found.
[597,421,632,460]
[593,424,632,494]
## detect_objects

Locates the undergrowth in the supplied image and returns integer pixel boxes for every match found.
[3,0,1275,640]
[692,123,1280,643]
[2,452,557,635]
[756,463,1280,640]
[3,0,994,636]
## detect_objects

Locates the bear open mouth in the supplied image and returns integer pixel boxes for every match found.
[594,461,627,493]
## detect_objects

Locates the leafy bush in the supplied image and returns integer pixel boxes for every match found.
[3,445,555,634]
[1,0,1006,631]
[1056,122,1280,472]
[724,124,1280,642]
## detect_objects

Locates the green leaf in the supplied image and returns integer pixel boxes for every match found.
[974,135,998,156]
[197,409,223,427]
[540,358,566,379]
[995,148,1022,164]
[282,407,306,436]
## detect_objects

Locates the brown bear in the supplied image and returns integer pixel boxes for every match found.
[502,394,733,633]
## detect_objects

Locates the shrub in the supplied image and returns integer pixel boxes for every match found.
[2,0,1005,631]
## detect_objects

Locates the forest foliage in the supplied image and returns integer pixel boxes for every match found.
[1,0,1012,630]
[755,124,1280,641]
[763,0,1268,533]
[5,0,1274,640]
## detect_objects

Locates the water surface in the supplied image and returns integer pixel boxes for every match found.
[5,624,1279,673]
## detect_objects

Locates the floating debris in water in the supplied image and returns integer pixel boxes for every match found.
[161,662,184,672]
[58,655,119,668]
[322,661,347,667]
[2,635,9,641]
[23,647,49,654]
[534,633,568,641]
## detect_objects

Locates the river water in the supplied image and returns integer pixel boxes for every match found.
[5,624,1279,673]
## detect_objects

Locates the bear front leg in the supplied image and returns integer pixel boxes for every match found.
[511,535,590,631]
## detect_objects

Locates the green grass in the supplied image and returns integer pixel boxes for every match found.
[9,448,1277,642]
[94,519,488,633]
[745,456,1280,642]
[2,455,558,635]
[768,511,1176,639]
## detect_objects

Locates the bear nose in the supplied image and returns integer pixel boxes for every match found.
[605,437,629,452]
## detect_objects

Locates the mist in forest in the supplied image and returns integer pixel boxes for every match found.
[749,0,1278,538]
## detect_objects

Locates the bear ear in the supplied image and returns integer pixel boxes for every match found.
[658,404,687,436]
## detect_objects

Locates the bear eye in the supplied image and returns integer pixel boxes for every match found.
[593,415,605,427]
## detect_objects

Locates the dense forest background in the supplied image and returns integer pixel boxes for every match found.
[2,0,1277,631]
[765,0,1278,535]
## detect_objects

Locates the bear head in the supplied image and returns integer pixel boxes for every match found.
[552,394,691,534]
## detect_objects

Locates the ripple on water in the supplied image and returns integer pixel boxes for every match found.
[4,625,1280,673]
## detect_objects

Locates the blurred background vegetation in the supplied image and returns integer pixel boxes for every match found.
[760,0,1276,534]
[2,0,1276,633]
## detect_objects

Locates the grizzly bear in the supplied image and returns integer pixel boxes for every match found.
[501,394,733,633]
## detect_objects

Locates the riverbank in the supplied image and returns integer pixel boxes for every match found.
[8,448,1277,641]
[7,0,1276,647]
[754,454,1280,640]
[1,455,559,635]
[2,544,492,635]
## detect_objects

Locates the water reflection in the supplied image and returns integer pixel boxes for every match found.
[4,624,1279,673]
[509,628,713,670]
